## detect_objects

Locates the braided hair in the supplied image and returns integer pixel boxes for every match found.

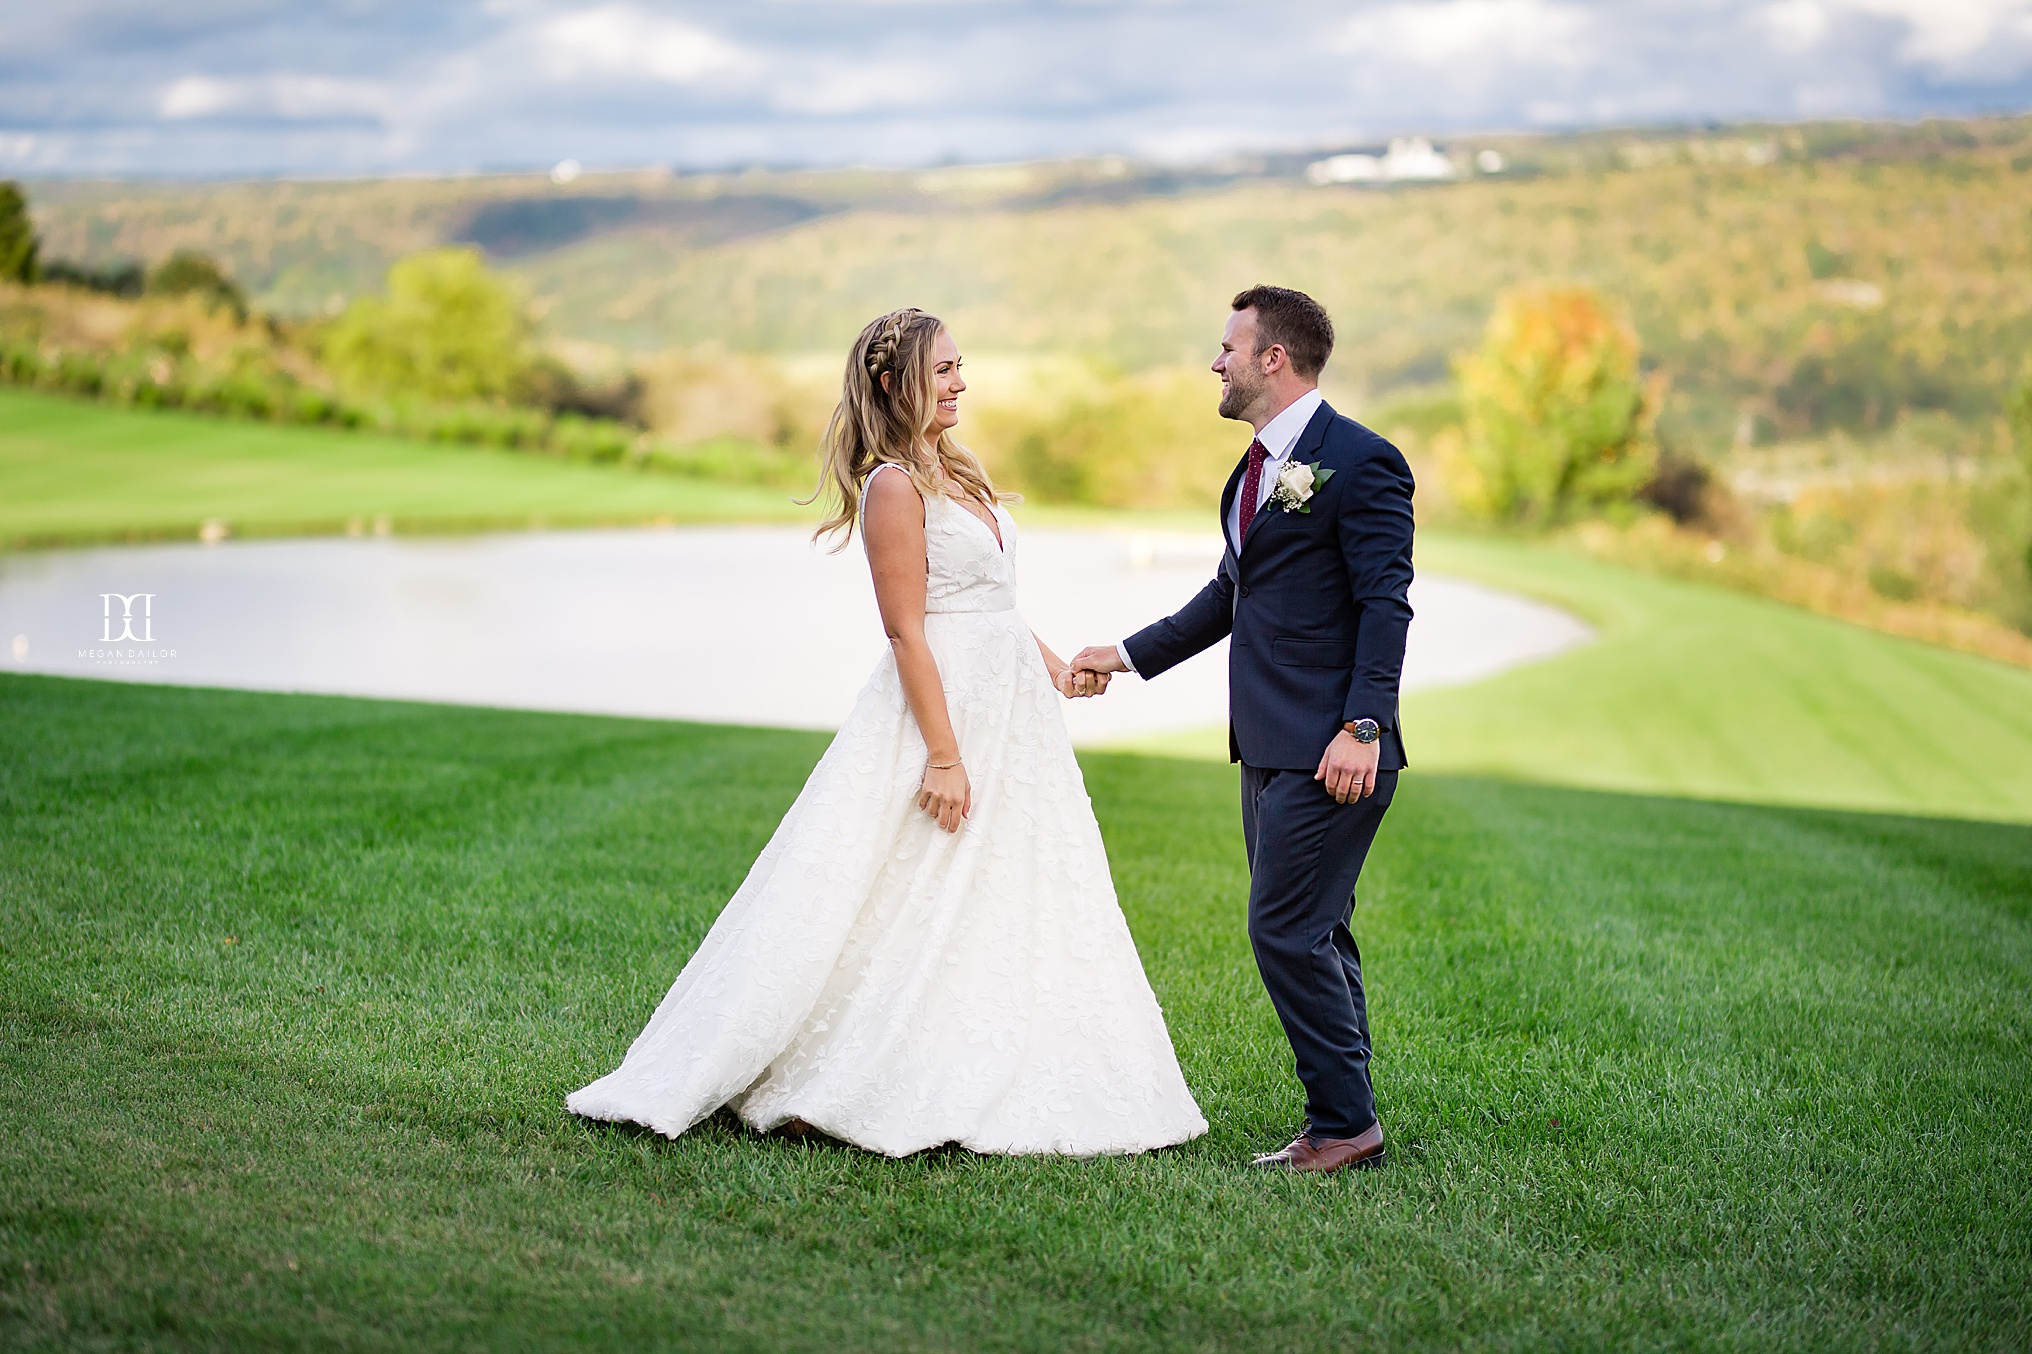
[808,307,1005,547]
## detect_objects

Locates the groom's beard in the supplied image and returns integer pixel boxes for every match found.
[1218,377,1258,421]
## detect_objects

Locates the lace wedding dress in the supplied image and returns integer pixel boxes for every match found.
[568,467,1207,1156]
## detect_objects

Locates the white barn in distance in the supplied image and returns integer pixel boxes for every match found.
[1306,137,1500,186]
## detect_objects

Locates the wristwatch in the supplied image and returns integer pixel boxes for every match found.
[1344,718,1381,744]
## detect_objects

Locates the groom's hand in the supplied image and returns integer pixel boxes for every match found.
[1065,645,1126,699]
[1316,731,1380,804]
[1070,645,1127,677]
[1054,667,1110,698]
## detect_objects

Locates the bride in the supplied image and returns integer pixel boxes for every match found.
[568,308,1207,1156]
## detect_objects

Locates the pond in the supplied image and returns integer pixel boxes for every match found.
[0,525,1590,744]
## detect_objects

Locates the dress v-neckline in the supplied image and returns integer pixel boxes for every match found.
[943,494,1005,554]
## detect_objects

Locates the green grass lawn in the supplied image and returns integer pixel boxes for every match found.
[1122,533,2032,826]
[0,388,811,547]
[4,383,2030,1348]
[3,673,2028,1350]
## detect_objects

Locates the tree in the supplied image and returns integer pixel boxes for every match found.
[322,247,534,403]
[41,259,143,296]
[1447,284,1657,526]
[0,180,38,284]
[147,250,247,320]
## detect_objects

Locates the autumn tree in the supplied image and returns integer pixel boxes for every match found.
[1447,284,1657,526]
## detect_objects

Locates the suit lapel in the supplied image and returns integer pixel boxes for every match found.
[1216,451,1247,559]
[1290,400,1334,465]
[1239,401,1336,557]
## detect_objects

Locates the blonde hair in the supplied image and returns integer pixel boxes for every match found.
[807,307,1005,548]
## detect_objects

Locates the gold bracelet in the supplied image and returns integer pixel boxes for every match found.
[926,759,962,770]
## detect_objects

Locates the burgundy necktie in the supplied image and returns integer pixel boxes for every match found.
[1236,439,1270,543]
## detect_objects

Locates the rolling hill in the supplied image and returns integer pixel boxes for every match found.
[26,117,2032,455]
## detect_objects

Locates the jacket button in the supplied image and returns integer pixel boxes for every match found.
[1239,585,1251,597]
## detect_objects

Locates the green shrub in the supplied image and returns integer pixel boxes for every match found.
[0,339,44,383]
[189,371,281,420]
[640,434,815,488]
[0,303,693,485]
[549,413,634,463]
[966,365,1239,508]
[2010,380,2032,463]
[410,401,551,449]
[287,386,349,426]
[323,248,535,404]
[130,378,181,410]
[51,352,104,397]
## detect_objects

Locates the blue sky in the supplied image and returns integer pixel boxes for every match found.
[4,1,2032,176]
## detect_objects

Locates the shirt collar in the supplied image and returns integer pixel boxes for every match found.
[1256,388,1324,463]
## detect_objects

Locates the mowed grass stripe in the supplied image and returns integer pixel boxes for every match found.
[0,388,808,546]
[3,673,2027,1350]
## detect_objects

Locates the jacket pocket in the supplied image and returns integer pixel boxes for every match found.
[1271,637,1356,667]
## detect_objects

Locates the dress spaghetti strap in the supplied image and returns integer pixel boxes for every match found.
[858,461,911,514]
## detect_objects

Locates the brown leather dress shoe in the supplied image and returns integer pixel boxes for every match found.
[1251,1121,1385,1173]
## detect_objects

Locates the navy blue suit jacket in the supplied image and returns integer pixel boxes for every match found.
[1124,401,1415,771]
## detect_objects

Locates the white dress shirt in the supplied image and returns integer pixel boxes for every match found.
[1116,387,1324,675]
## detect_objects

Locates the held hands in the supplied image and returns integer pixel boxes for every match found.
[919,758,971,833]
[1058,644,1128,700]
[1053,665,1110,699]
[1316,730,1381,804]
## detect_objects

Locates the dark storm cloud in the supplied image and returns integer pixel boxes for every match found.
[3,0,2030,175]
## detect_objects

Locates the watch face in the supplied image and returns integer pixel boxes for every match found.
[1351,719,1380,744]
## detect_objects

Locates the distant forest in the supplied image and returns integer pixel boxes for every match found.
[24,117,2032,457]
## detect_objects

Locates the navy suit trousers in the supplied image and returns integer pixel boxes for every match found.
[1240,763,1397,1139]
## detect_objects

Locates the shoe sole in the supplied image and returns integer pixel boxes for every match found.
[1250,1147,1386,1173]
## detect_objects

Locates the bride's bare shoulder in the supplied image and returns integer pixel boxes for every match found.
[862,463,924,522]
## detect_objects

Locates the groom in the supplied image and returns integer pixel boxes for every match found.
[1072,285,1414,1173]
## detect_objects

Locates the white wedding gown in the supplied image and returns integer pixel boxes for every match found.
[568,470,1207,1156]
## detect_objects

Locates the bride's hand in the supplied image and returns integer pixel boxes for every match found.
[918,759,971,833]
[1052,666,1109,699]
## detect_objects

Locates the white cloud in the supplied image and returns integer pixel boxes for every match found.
[1335,0,1594,69]
[462,4,944,117]
[766,58,948,115]
[159,73,392,121]
[1841,0,2032,65]
[13,1,2032,177]
[1761,0,1832,50]
[1763,0,2032,69]
[159,76,248,119]
[530,5,751,84]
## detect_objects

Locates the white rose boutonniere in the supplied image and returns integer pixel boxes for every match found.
[1268,459,1335,514]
